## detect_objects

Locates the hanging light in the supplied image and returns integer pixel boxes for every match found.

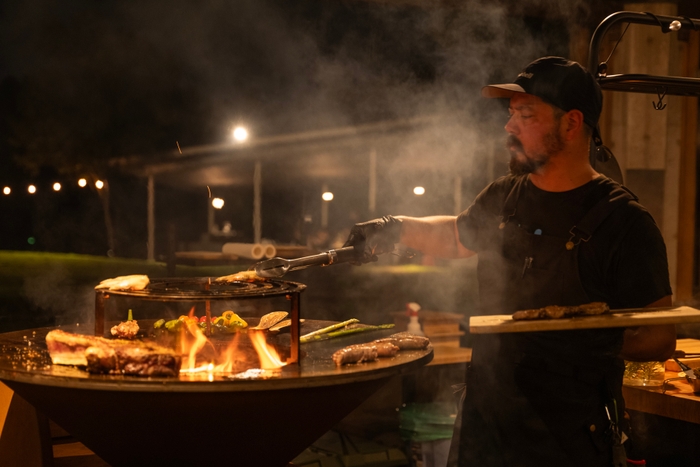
[28,185,36,194]
[2,187,10,195]
[95,180,104,190]
[413,186,425,196]
[322,192,334,201]
[212,197,225,209]
[232,126,249,142]
[78,178,87,187]
[53,182,62,192]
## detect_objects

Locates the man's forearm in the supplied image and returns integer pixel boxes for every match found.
[620,295,676,361]
[396,216,475,259]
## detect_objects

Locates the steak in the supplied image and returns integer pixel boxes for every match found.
[46,329,181,377]
[512,302,610,320]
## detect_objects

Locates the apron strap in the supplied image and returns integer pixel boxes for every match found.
[565,179,638,250]
[499,175,528,230]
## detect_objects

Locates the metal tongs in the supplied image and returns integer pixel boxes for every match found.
[663,357,700,394]
[251,246,360,278]
[673,357,696,379]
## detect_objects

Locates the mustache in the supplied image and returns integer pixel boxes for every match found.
[506,135,523,153]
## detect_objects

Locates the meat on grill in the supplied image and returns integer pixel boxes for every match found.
[332,333,428,366]
[332,344,378,366]
[46,330,181,377]
[374,332,431,350]
[110,320,140,339]
[512,302,610,320]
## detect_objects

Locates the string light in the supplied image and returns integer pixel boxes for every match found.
[78,178,87,187]
[2,187,9,195]
[212,198,224,209]
[322,192,334,201]
[53,182,62,192]
[28,185,36,194]
[413,186,425,196]
[95,180,104,190]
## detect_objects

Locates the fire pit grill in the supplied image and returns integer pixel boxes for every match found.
[94,277,306,363]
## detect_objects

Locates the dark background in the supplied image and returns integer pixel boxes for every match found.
[2,0,700,257]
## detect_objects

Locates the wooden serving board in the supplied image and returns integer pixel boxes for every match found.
[469,306,700,334]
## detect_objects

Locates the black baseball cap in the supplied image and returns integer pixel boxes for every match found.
[482,56,603,133]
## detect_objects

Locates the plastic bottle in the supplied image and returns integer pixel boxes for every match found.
[406,302,424,336]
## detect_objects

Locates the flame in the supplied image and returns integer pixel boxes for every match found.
[177,309,286,377]
[249,331,286,369]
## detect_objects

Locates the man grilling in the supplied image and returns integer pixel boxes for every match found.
[343,56,675,466]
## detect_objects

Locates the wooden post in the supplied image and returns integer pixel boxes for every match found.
[676,30,699,301]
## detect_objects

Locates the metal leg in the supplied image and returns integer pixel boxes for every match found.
[289,293,300,365]
[94,292,105,337]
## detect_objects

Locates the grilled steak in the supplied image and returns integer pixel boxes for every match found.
[46,329,181,377]
[512,302,610,320]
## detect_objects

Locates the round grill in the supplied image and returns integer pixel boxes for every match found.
[97,277,306,301]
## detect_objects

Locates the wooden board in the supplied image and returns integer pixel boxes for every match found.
[469,306,700,334]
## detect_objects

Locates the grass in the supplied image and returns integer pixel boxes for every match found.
[0,251,251,332]
[0,251,479,334]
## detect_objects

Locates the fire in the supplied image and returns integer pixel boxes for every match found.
[178,308,286,377]
[249,331,285,369]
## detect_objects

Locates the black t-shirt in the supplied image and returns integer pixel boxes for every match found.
[457,174,672,310]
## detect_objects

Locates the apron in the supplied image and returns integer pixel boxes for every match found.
[451,176,635,467]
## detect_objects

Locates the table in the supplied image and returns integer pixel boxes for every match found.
[622,338,700,425]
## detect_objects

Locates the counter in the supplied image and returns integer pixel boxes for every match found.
[622,338,700,424]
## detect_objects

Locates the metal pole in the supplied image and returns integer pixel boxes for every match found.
[147,175,155,262]
[321,183,329,229]
[454,175,462,215]
[369,148,377,214]
[254,160,262,243]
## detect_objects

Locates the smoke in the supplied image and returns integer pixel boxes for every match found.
[22,264,95,326]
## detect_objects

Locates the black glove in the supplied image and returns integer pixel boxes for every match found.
[342,215,403,263]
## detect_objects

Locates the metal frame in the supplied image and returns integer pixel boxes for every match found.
[588,11,700,96]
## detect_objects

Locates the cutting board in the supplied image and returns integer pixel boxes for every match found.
[469,306,700,334]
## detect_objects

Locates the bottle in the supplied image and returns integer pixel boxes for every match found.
[406,302,424,336]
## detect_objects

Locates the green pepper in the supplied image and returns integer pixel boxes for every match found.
[153,319,165,329]
[164,319,181,332]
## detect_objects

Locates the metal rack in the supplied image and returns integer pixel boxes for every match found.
[588,11,700,96]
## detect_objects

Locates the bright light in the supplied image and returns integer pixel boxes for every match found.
[28,185,36,194]
[78,178,87,187]
[232,126,249,142]
[2,187,10,195]
[53,182,62,192]
[95,180,104,190]
[322,192,334,201]
[212,197,225,209]
[413,186,425,196]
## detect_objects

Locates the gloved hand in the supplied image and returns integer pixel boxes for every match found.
[342,215,403,263]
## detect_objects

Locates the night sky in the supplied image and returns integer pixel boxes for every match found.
[0,0,653,256]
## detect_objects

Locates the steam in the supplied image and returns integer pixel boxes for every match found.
[21,264,95,326]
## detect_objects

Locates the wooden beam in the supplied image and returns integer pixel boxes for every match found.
[676,30,700,302]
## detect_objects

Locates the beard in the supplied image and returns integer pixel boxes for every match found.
[507,127,566,176]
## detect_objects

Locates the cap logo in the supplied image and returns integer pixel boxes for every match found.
[518,72,533,79]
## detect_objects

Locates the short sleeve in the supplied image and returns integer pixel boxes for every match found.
[608,210,672,308]
[456,176,514,251]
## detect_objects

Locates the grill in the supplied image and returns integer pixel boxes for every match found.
[0,277,433,466]
[94,277,306,363]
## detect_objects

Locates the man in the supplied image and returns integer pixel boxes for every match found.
[343,57,675,466]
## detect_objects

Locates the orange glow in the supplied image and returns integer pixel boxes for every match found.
[250,331,286,369]
[177,309,285,377]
